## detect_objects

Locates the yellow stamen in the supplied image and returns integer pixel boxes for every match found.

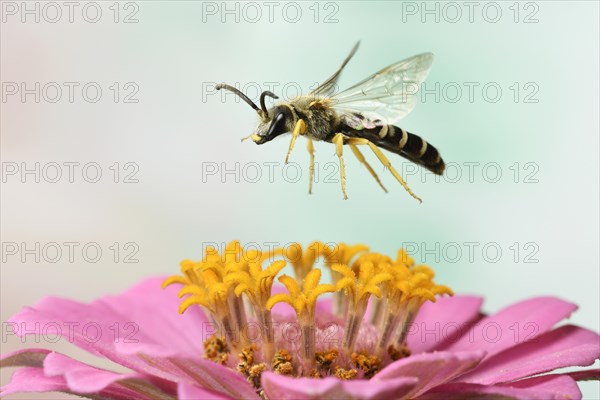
[334,367,358,380]
[237,344,258,376]
[266,269,335,321]
[375,262,454,356]
[227,259,286,362]
[272,350,294,375]
[396,249,415,267]
[324,243,369,267]
[388,343,411,361]
[351,351,381,379]
[333,262,393,351]
[283,242,329,280]
[315,349,338,371]
[248,363,266,389]
[323,243,370,315]
[163,241,454,383]
[266,269,335,374]
[203,336,229,365]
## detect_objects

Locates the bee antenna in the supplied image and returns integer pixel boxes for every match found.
[216,83,260,113]
[260,91,279,114]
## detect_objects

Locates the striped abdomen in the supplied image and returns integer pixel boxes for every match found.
[341,124,445,175]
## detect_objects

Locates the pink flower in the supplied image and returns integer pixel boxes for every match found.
[2,242,599,400]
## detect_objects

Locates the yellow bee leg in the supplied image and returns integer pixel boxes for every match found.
[285,119,307,164]
[307,138,315,194]
[332,133,348,200]
[347,137,422,203]
[349,144,388,193]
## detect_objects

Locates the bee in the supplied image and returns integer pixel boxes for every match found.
[216,42,444,201]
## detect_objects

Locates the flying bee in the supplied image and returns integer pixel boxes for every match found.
[216,42,444,201]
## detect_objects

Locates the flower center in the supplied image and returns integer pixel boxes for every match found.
[163,241,453,388]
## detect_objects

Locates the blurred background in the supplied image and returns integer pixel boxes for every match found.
[1,1,598,398]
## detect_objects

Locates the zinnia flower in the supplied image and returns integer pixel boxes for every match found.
[2,241,599,399]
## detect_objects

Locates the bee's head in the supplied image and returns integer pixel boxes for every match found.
[216,83,287,145]
[252,105,293,144]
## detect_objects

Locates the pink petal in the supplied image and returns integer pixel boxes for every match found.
[116,353,260,399]
[1,368,69,398]
[2,349,174,398]
[419,374,581,400]
[262,373,337,400]
[459,325,600,384]
[0,348,51,368]
[316,297,334,315]
[261,372,418,400]
[505,373,582,395]
[167,356,261,399]
[374,350,485,398]
[43,351,174,396]
[98,276,210,356]
[339,376,419,400]
[0,367,166,400]
[178,382,235,399]
[6,277,259,399]
[444,297,577,359]
[565,369,600,381]
[8,276,208,359]
[408,295,484,354]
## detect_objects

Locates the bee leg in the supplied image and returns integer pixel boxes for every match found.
[332,133,348,200]
[346,137,422,203]
[307,138,315,194]
[349,144,388,193]
[285,119,307,164]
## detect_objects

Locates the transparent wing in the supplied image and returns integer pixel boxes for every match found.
[330,53,434,129]
[310,42,360,98]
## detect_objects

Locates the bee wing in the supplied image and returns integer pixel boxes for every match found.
[310,42,360,97]
[330,53,434,129]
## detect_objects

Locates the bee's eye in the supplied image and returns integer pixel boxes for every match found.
[264,112,287,140]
